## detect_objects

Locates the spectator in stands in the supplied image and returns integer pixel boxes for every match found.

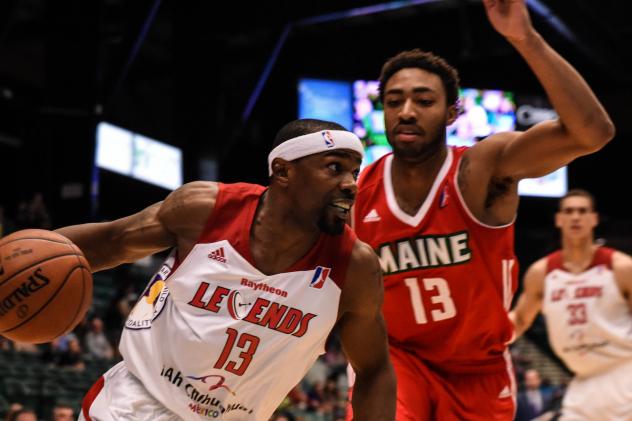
[3,403,23,421]
[27,192,52,229]
[15,192,52,230]
[0,204,15,238]
[50,403,75,421]
[7,408,36,421]
[84,317,114,360]
[515,368,554,421]
[41,333,78,366]
[272,414,295,421]
[10,341,39,354]
[57,337,85,371]
[0,336,12,351]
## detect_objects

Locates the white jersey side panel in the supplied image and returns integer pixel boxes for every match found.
[119,240,341,420]
[542,263,632,377]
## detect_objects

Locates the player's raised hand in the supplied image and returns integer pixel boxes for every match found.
[482,0,534,42]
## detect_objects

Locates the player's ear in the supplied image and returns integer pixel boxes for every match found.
[447,103,458,126]
[271,158,290,187]
[554,211,562,228]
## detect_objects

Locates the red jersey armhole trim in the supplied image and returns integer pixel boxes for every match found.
[592,246,614,269]
[546,251,563,273]
[194,182,224,245]
[81,375,105,421]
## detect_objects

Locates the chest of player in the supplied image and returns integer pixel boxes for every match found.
[164,240,341,343]
[543,266,620,323]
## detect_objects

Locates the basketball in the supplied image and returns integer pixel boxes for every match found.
[0,229,93,344]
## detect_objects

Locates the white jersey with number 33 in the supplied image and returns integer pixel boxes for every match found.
[542,247,632,378]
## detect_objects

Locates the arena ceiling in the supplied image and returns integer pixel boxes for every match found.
[0,0,629,129]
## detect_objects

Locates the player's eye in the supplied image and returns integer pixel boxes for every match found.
[327,163,341,172]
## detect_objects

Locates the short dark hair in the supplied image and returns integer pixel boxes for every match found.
[8,408,36,421]
[559,189,596,211]
[271,119,346,150]
[379,49,460,107]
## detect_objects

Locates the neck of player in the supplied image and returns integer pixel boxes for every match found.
[561,236,598,273]
[249,189,320,274]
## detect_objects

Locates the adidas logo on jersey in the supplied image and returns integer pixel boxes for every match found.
[363,209,381,223]
[498,385,512,399]
[208,247,226,263]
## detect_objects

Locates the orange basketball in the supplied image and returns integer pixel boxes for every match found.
[0,229,93,343]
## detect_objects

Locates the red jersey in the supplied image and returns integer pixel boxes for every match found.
[353,147,518,373]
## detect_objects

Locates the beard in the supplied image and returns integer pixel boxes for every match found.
[388,125,447,163]
[316,210,346,235]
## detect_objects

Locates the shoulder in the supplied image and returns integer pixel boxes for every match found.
[612,249,632,268]
[348,240,380,273]
[612,250,632,285]
[457,132,523,225]
[158,181,219,241]
[527,257,548,276]
[524,257,548,293]
[340,240,383,316]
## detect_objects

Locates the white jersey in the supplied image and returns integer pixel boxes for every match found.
[542,247,632,378]
[119,183,356,420]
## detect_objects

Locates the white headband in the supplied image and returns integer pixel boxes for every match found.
[268,130,364,176]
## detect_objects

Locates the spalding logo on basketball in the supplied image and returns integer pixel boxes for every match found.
[227,290,250,320]
[0,229,93,344]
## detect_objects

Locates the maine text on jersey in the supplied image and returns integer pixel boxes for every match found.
[377,231,472,275]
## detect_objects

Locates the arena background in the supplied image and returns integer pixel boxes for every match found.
[0,1,630,419]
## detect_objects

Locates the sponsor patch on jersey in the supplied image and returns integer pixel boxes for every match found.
[310,266,330,289]
[322,131,335,148]
[186,373,236,396]
[126,271,170,330]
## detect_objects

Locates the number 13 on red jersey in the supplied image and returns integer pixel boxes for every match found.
[404,277,457,324]
[404,259,515,324]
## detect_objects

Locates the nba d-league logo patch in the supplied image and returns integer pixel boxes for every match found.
[322,131,335,148]
[310,266,330,289]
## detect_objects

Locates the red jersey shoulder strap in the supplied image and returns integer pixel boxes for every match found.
[546,250,564,273]
[590,246,615,269]
[197,182,265,250]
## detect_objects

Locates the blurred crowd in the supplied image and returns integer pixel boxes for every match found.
[0,193,52,238]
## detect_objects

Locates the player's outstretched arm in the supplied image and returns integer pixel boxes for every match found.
[612,251,632,311]
[480,0,615,181]
[509,258,546,340]
[338,241,396,421]
[56,181,218,272]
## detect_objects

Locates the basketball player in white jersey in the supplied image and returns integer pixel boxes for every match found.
[510,189,632,420]
[56,119,396,420]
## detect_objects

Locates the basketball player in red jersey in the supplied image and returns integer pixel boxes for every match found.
[349,0,615,419]
[56,119,395,421]
[510,190,632,420]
